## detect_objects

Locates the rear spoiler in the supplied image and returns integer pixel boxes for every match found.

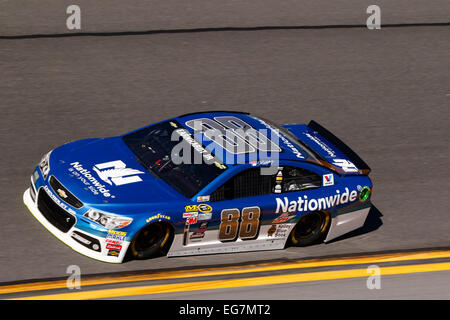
[308,120,371,175]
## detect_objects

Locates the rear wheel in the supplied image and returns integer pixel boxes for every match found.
[130,222,173,259]
[289,211,330,247]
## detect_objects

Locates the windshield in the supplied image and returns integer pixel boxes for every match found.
[122,120,227,198]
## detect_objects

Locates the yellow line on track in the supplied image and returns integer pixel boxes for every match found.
[2,249,450,295]
[12,262,450,300]
[1,249,450,296]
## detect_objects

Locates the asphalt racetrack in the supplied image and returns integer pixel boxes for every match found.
[0,3,449,299]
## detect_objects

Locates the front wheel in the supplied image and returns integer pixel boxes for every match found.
[289,211,330,247]
[130,222,173,259]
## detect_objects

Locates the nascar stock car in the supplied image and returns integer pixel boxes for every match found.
[24,111,373,263]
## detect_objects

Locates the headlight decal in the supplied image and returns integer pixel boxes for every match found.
[83,210,133,229]
[39,151,52,179]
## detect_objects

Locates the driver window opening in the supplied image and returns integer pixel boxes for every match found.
[210,166,322,201]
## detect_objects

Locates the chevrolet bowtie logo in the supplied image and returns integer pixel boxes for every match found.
[57,188,68,199]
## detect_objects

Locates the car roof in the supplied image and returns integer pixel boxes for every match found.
[173,111,319,166]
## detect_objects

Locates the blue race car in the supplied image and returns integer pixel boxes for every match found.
[24,111,373,263]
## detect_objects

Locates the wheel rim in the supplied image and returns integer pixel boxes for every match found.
[294,212,325,239]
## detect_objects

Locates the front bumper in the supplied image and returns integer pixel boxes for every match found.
[23,188,130,263]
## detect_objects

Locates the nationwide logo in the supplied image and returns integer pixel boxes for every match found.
[70,162,112,197]
[70,160,144,197]
[303,133,336,158]
[275,188,358,213]
[92,160,144,186]
[332,159,358,173]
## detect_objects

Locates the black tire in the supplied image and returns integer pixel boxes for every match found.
[289,211,330,247]
[130,222,173,259]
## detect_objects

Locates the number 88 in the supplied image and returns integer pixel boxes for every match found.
[219,207,261,242]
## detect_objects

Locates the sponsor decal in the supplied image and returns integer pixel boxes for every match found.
[267,225,277,237]
[107,249,120,257]
[185,217,198,225]
[332,159,358,173]
[304,133,336,157]
[198,204,212,213]
[106,243,122,251]
[359,186,371,202]
[250,160,274,167]
[323,173,334,187]
[189,222,208,241]
[105,230,125,256]
[146,213,171,223]
[198,212,212,221]
[275,188,358,214]
[182,212,198,219]
[272,212,296,224]
[106,230,127,242]
[197,195,210,202]
[69,162,113,198]
[185,205,198,212]
[183,203,211,216]
[274,224,290,238]
[92,160,144,186]
[105,239,121,245]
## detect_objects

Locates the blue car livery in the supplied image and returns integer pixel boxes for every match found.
[24,111,373,263]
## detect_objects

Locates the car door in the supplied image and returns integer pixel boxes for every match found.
[171,166,290,255]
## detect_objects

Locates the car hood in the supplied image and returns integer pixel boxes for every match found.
[48,137,183,206]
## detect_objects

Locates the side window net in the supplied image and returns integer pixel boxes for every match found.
[211,168,273,201]
[210,166,322,201]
